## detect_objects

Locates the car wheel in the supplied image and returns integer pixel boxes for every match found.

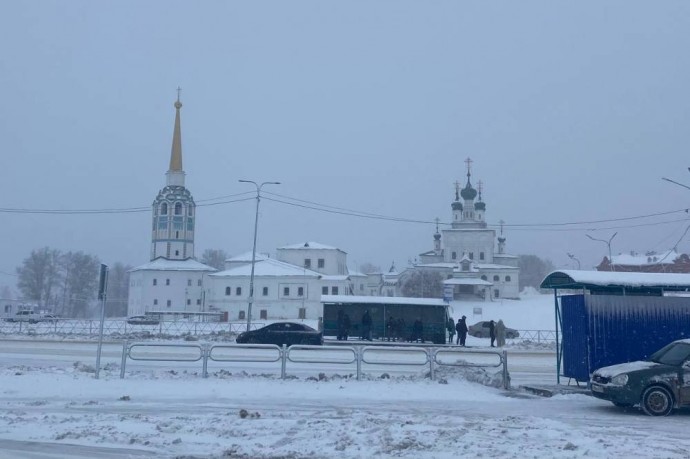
[641,385,674,416]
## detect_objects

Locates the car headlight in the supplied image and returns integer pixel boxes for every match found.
[611,374,629,386]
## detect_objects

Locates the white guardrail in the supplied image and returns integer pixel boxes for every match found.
[119,342,510,389]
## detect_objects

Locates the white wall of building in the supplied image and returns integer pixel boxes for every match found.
[128,270,207,316]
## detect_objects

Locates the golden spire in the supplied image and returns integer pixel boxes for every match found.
[169,87,183,172]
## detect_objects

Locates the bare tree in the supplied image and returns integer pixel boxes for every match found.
[105,262,132,317]
[401,270,444,298]
[200,249,228,271]
[60,251,100,318]
[518,255,555,291]
[16,247,62,307]
[358,262,381,274]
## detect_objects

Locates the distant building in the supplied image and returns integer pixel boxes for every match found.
[397,158,520,301]
[127,94,216,316]
[596,250,690,273]
[204,242,358,320]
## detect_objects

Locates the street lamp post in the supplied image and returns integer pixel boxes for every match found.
[239,179,280,332]
[586,232,617,271]
[567,253,581,270]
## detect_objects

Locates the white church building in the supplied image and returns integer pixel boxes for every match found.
[127,95,216,316]
[401,159,520,301]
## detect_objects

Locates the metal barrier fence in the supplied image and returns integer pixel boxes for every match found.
[0,320,265,337]
[515,330,557,343]
[119,342,509,389]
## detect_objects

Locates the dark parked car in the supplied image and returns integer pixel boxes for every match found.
[127,315,160,326]
[236,322,323,346]
[590,339,690,416]
[468,321,519,339]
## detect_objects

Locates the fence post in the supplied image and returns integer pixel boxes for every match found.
[202,344,209,378]
[120,341,128,379]
[281,344,287,379]
[428,348,435,381]
[502,350,510,390]
[537,330,541,344]
[356,346,362,381]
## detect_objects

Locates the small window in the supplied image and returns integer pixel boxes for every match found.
[494,289,499,298]
[236,287,242,296]
[239,310,246,320]
[161,203,168,215]
[284,287,290,296]
[481,275,487,281]
[505,276,511,282]
[304,259,311,268]
[318,258,325,268]
[153,299,158,305]
[451,252,457,260]
[225,287,231,296]
[322,286,328,295]
[196,299,201,305]
[197,279,202,286]
[187,279,192,287]
[166,300,172,307]
[298,287,304,296]
[262,286,268,296]
[175,202,182,215]
[166,279,170,286]
[153,279,157,286]
[480,252,485,260]
[260,309,268,319]
[331,286,338,295]
[187,299,191,305]
[493,275,500,282]
[469,252,474,260]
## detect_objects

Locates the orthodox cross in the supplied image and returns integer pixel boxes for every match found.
[454,180,461,200]
[435,217,440,233]
[176,86,182,102]
[477,180,483,199]
[465,157,473,175]
[499,219,505,236]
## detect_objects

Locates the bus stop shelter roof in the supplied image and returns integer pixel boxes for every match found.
[540,270,690,292]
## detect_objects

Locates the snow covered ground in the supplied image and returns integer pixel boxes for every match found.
[1,294,689,458]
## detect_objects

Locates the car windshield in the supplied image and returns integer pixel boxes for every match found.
[648,342,690,366]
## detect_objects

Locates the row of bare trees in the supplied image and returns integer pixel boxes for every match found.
[15,247,131,318]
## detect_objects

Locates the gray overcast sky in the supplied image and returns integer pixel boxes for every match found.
[2,1,690,292]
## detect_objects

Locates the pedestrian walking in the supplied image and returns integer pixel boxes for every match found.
[447,317,455,344]
[489,319,496,347]
[495,319,506,347]
[456,316,468,346]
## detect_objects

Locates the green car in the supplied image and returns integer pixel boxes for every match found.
[590,339,690,416]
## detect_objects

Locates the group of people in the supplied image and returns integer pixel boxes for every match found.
[447,317,507,347]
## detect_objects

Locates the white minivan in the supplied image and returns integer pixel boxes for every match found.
[7,310,42,323]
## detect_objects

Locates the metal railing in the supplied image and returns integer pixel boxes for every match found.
[118,342,509,389]
[515,330,557,343]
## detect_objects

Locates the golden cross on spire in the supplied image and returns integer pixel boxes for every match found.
[464,157,473,175]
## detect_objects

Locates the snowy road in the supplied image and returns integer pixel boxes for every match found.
[7,339,688,458]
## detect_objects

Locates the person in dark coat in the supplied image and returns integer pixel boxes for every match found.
[456,316,468,346]
[412,318,423,343]
[361,310,372,341]
[386,315,395,341]
[489,319,496,347]
[342,314,351,340]
[447,317,455,344]
[336,310,345,341]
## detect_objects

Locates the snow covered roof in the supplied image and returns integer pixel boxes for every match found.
[322,295,447,306]
[210,257,322,278]
[225,252,270,262]
[129,258,217,272]
[540,270,690,291]
[444,278,493,286]
[278,242,344,252]
[415,262,518,270]
[610,250,679,266]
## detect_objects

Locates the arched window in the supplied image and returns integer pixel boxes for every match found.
[481,275,487,281]
[505,276,511,282]
[174,202,182,215]
[493,275,500,282]
[161,203,168,215]
[225,287,231,296]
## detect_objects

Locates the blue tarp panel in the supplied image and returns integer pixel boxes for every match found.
[561,295,589,381]
[561,294,690,381]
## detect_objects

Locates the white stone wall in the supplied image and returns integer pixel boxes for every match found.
[442,230,496,263]
[276,248,347,275]
[128,270,207,316]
